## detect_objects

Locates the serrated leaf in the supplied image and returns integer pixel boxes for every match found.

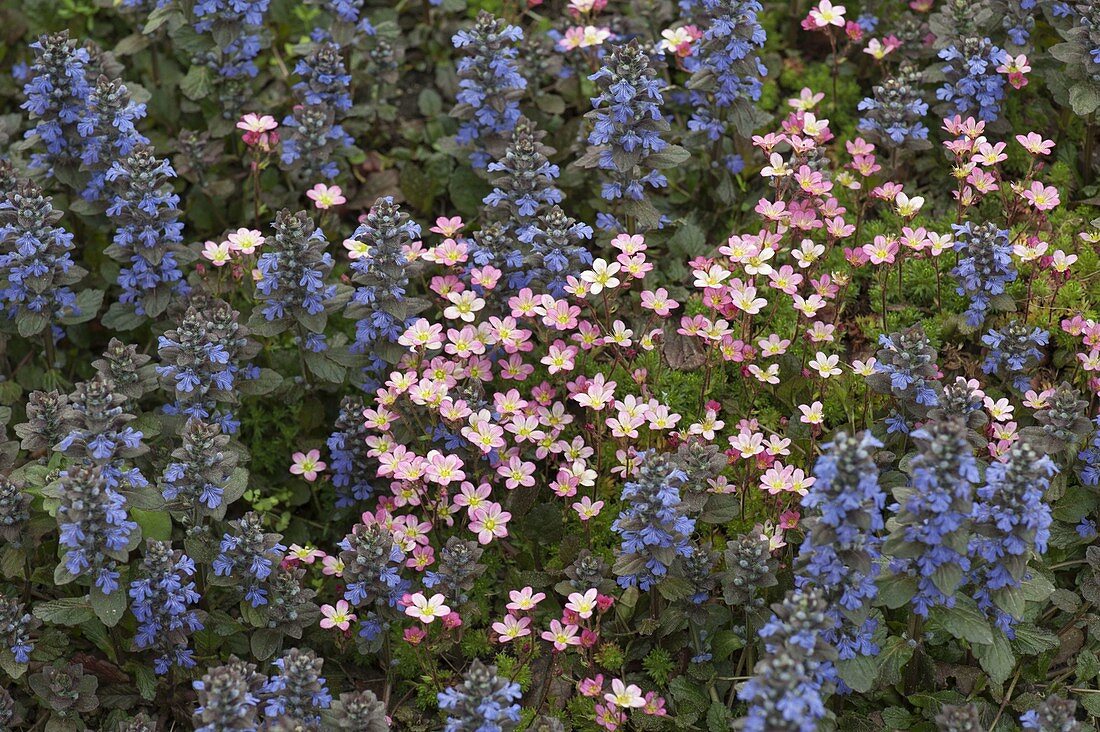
[876,636,914,687]
[931,599,993,645]
[34,597,95,626]
[973,634,1014,685]
[181,65,213,101]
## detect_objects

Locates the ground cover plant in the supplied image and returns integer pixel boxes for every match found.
[1,0,1100,729]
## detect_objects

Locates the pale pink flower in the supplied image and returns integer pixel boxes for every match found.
[320,600,356,631]
[305,183,346,209]
[290,449,326,481]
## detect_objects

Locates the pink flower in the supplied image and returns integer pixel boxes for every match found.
[237,113,278,133]
[507,587,546,612]
[306,183,346,209]
[469,502,511,545]
[605,679,646,708]
[541,619,581,650]
[492,614,532,642]
[290,449,326,481]
[1015,132,1054,156]
[404,592,451,623]
[237,113,278,147]
[320,600,356,631]
[403,626,426,645]
[442,611,463,630]
[1022,181,1060,211]
[430,216,465,236]
[321,555,344,577]
[287,544,325,564]
[578,675,605,697]
[201,240,233,267]
[808,0,846,27]
[226,228,265,255]
[566,588,599,619]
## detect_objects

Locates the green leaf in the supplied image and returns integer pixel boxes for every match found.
[1076,649,1100,683]
[876,636,914,687]
[706,701,733,732]
[132,508,172,542]
[60,289,104,325]
[131,664,157,701]
[34,597,95,626]
[973,634,1014,685]
[876,573,918,609]
[250,628,283,661]
[1070,83,1100,117]
[181,65,213,101]
[837,654,878,693]
[304,350,346,384]
[931,599,993,646]
[0,648,27,679]
[17,312,49,338]
[100,301,147,331]
[711,629,745,661]
[237,368,282,396]
[417,88,443,117]
[90,587,127,628]
[1011,624,1061,656]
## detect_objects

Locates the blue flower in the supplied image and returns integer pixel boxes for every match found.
[611,451,696,591]
[129,541,203,674]
[886,418,979,616]
[452,12,526,169]
[951,222,1017,328]
[796,431,885,682]
[969,441,1054,635]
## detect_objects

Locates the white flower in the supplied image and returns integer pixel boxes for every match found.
[809,0,846,27]
[808,352,842,378]
[761,153,792,178]
[580,258,622,295]
[604,679,646,708]
[894,192,924,217]
[404,593,451,623]
[565,588,599,619]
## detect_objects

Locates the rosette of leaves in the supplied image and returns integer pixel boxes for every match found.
[866,324,943,429]
[425,536,486,605]
[0,476,32,546]
[325,690,389,731]
[15,390,74,455]
[668,437,736,520]
[927,376,989,449]
[856,62,931,153]
[28,662,99,731]
[344,197,428,367]
[481,116,563,244]
[557,549,616,596]
[719,531,778,612]
[928,0,994,48]
[1048,3,1100,119]
[160,417,246,520]
[251,209,353,383]
[243,566,320,662]
[91,338,157,404]
[1020,382,1092,458]
[192,656,268,732]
